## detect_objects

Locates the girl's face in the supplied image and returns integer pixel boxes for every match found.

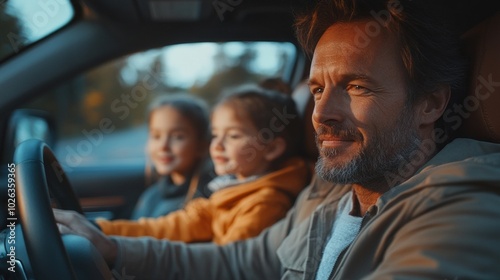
[210,104,272,180]
[147,106,203,181]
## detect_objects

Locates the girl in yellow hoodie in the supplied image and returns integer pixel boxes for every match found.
[88,86,311,245]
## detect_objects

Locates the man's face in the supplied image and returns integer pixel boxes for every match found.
[309,21,421,188]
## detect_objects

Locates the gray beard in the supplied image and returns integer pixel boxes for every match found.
[315,112,421,191]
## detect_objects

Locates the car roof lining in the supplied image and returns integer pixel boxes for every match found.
[82,0,309,23]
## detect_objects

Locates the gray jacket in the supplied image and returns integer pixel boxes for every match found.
[111,138,500,279]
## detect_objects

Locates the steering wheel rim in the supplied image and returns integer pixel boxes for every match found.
[14,139,82,280]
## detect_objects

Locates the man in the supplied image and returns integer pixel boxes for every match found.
[55,0,500,279]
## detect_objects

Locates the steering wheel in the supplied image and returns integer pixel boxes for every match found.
[14,139,87,279]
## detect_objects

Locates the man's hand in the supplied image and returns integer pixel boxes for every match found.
[53,209,117,266]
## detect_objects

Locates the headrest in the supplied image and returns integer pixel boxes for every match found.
[458,12,500,143]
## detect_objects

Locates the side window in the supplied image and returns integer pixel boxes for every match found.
[21,42,297,168]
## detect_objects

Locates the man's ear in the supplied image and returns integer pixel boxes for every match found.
[264,137,287,162]
[416,85,451,127]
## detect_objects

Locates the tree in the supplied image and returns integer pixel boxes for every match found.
[0,3,26,59]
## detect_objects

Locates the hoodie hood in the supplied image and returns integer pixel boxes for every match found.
[378,138,500,209]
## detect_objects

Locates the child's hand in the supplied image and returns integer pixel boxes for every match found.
[53,209,117,266]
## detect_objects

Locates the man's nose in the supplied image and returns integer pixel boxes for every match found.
[311,87,347,125]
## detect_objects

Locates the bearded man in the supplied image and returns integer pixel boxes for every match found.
[55,0,500,279]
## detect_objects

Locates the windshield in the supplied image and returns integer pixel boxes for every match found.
[0,0,74,61]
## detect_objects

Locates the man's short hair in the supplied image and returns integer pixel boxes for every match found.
[295,0,467,143]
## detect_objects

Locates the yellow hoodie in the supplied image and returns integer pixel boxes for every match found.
[97,157,311,244]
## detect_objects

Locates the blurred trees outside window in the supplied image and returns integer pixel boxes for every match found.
[22,42,297,166]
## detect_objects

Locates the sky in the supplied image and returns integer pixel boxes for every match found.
[123,42,296,89]
[7,0,74,42]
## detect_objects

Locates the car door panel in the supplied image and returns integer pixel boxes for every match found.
[66,164,145,220]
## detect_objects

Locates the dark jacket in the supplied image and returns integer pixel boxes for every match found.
[131,176,196,220]
[131,161,215,219]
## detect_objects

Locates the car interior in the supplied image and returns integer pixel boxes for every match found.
[0,0,499,279]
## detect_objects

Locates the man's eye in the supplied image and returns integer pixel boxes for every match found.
[346,84,371,95]
[310,87,324,95]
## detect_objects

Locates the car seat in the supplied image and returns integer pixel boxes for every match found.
[458,11,500,143]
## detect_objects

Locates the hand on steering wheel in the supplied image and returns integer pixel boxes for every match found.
[14,139,110,280]
[54,209,118,266]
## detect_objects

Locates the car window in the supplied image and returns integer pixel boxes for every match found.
[20,41,297,168]
[0,0,75,61]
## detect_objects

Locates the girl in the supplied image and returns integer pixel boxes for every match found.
[64,86,311,245]
[131,94,212,219]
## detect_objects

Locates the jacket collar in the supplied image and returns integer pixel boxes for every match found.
[378,138,500,208]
